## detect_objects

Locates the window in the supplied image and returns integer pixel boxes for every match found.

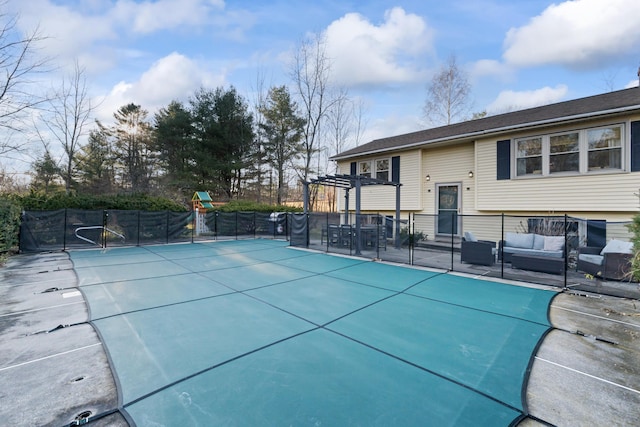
[359,161,371,178]
[588,126,621,170]
[550,132,579,173]
[358,158,392,180]
[376,159,389,180]
[515,124,624,177]
[516,137,542,176]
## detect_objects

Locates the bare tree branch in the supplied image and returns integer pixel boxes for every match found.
[41,61,95,193]
[423,55,472,127]
[0,4,51,158]
[289,33,346,183]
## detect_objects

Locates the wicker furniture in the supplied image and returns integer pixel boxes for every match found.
[577,243,633,281]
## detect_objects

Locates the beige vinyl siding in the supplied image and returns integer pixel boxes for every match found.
[476,117,640,213]
[335,151,421,212]
[422,143,476,214]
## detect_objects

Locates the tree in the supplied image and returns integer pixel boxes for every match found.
[153,100,194,193]
[189,87,254,200]
[260,85,305,205]
[75,128,114,194]
[41,61,95,193]
[290,34,343,183]
[30,149,61,194]
[0,4,49,157]
[423,55,472,126]
[109,104,155,191]
[246,68,270,203]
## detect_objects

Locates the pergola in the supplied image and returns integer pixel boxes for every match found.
[303,174,402,254]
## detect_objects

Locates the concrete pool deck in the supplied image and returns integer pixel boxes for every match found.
[1,247,639,426]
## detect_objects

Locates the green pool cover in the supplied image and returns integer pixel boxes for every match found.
[71,239,556,426]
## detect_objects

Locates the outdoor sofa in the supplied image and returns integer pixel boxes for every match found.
[498,232,565,263]
[577,239,634,281]
[497,232,566,274]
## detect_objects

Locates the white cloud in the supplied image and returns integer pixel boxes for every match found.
[11,0,232,74]
[12,0,118,73]
[625,79,639,89]
[112,0,225,34]
[96,52,226,122]
[360,114,423,146]
[470,59,514,81]
[503,0,640,68]
[323,7,434,86]
[486,85,568,114]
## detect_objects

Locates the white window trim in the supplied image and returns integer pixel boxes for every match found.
[375,158,390,180]
[359,157,392,180]
[514,123,625,178]
[358,160,372,177]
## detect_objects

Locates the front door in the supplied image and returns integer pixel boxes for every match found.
[436,184,460,236]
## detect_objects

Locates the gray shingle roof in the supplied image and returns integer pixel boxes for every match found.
[332,87,640,160]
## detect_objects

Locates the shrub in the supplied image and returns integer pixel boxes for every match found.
[626,213,640,281]
[15,192,187,211]
[0,197,22,259]
[216,200,302,213]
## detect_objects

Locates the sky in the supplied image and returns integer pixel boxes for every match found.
[5,0,640,178]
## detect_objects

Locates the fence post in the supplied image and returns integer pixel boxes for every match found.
[564,213,568,289]
[137,210,141,246]
[166,211,170,244]
[103,210,108,248]
[450,212,455,271]
[500,213,504,278]
[63,208,68,251]
[409,213,414,265]
[325,212,329,252]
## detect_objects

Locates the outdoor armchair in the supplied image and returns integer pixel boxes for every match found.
[577,241,633,281]
[461,232,496,266]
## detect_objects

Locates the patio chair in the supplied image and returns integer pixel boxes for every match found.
[577,240,634,281]
[461,232,497,266]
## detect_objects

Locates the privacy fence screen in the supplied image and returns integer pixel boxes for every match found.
[19,209,292,252]
[19,209,637,298]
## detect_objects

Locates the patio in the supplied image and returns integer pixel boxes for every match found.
[307,238,640,300]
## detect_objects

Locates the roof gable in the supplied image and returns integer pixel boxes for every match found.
[333,88,640,160]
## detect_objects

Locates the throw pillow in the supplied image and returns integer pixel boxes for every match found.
[533,234,545,250]
[506,232,534,249]
[543,235,564,252]
[464,231,477,242]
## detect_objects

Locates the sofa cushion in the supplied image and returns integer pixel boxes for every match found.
[505,232,534,249]
[464,231,477,242]
[579,253,604,265]
[533,234,545,250]
[600,239,633,255]
[544,236,565,252]
[502,246,564,258]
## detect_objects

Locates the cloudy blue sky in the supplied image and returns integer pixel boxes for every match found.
[7,0,640,171]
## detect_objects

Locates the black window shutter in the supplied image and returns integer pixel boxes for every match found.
[497,139,511,180]
[586,220,606,248]
[350,161,356,175]
[631,121,640,172]
[391,156,400,182]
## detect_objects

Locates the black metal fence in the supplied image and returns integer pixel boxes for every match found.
[298,212,637,299]
[19,209,638,299]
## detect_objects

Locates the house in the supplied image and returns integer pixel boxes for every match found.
[330,87,640,244]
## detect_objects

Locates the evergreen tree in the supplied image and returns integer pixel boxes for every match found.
[259,85,305,205]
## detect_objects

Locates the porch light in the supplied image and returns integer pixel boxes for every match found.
[468,171,474,178]
[425,174,430,181]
